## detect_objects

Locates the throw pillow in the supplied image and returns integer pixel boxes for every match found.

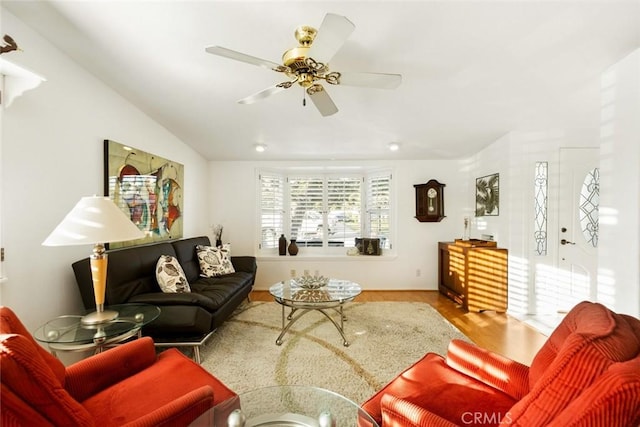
[196,244,235,277]
[156,255,191,293]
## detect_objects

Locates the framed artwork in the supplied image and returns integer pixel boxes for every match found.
[475,173,499,216]
[104,140,184,248]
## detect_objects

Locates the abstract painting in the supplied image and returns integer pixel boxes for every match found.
[475,173,499,216]
[104,140,184,248]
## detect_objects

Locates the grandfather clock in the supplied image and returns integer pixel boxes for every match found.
[414,180,446,222]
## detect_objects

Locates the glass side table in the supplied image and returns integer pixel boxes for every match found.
[33,303,160,357]
[191,385,379,427]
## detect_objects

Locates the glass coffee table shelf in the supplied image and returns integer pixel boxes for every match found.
[33,303,160,356]
[191,385,378,427]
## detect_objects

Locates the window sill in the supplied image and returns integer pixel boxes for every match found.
[257,254,397,261]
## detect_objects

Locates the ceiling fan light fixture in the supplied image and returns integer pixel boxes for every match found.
[254,144,267,153]
[206,13,402,117]
[294,25,317,47]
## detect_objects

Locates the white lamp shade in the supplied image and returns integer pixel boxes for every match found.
[43,196,145,246]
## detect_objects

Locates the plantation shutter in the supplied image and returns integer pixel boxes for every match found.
[327,177,361,247]
[366,172,392,249]
[289,176,324,241]
[259,173,284,249]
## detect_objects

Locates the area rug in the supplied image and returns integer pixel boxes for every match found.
[199,301,469,404]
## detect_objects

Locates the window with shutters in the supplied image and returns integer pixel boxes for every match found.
[259,173,285,249]
[366,173,391,249]
[258,169,393,254]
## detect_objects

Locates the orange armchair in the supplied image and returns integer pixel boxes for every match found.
[362,301,640,427]
[0,306,236,426]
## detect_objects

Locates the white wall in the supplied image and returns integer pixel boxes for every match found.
[0,9,211,331]
[467,49,640,318]
[209,160,471,291]
[598,49,640,317]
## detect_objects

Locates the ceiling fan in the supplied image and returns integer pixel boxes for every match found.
[205,13,402,117]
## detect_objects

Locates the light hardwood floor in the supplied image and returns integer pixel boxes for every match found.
[250,290,547,365]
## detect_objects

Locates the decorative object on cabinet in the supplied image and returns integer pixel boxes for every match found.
[438,240,508,312]
[104,139,184,248]
[288,239,299,256]
[355,237,381,255]
[463,216,471,240]
[279,234,287,256]
[212,224,224,247]
[475,173,499,216]
[414,179,446,222]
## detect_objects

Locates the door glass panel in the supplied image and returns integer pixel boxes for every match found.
[534,161,548,255]
[579,168,599,247]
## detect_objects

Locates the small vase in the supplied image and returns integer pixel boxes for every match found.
[288,239,299,256]
[463,216,470,241]
[278,234,287,256]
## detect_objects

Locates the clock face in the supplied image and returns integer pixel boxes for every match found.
[427,188,437,198]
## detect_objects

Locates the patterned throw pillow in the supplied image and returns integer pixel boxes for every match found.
[196,244,235,277]
[156,255,191,293]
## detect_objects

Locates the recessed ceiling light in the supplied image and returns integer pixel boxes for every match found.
[388,143,400,151]
[255,144,266,153]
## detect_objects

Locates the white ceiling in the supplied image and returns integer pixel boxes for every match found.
[4,1,639,161]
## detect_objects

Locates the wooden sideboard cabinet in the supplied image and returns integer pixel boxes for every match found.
[438,240,508,312]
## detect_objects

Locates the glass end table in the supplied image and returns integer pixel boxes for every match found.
[191,385,379,427]
[33,303,160,356]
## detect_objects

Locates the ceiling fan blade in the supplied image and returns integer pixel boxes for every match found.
[337,72,402,89]
[238,85,288,105]
[307,13,355,64]
[307,85,338,117]
[205,46,286,72]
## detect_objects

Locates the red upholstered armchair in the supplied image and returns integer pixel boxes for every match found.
[361,301,640,427]
[0,306,237,426]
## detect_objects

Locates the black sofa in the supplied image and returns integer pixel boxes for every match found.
[72,236,257,360]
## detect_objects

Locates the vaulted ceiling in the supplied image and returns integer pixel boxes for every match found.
[4,1,639,160]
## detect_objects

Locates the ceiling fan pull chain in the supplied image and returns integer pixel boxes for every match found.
[303,89,306,107]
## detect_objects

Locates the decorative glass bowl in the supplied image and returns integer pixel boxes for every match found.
[293,275,330,289]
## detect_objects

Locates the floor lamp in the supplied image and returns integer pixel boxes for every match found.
[43,196,144,325]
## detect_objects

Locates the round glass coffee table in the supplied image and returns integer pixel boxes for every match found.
[191,385,379,427]
[33,303,160,356]
[269,278,361,346]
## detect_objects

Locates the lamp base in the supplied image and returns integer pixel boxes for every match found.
[81,309,118,325]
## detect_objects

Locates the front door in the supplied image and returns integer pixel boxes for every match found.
[556,148,599,312]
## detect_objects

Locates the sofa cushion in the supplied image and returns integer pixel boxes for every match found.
[190,274,251,308]
[196,244,235,277]
[172,236,211,283]
[128,291,218,312]
[139,305,213,339]
[156,255,191,293]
